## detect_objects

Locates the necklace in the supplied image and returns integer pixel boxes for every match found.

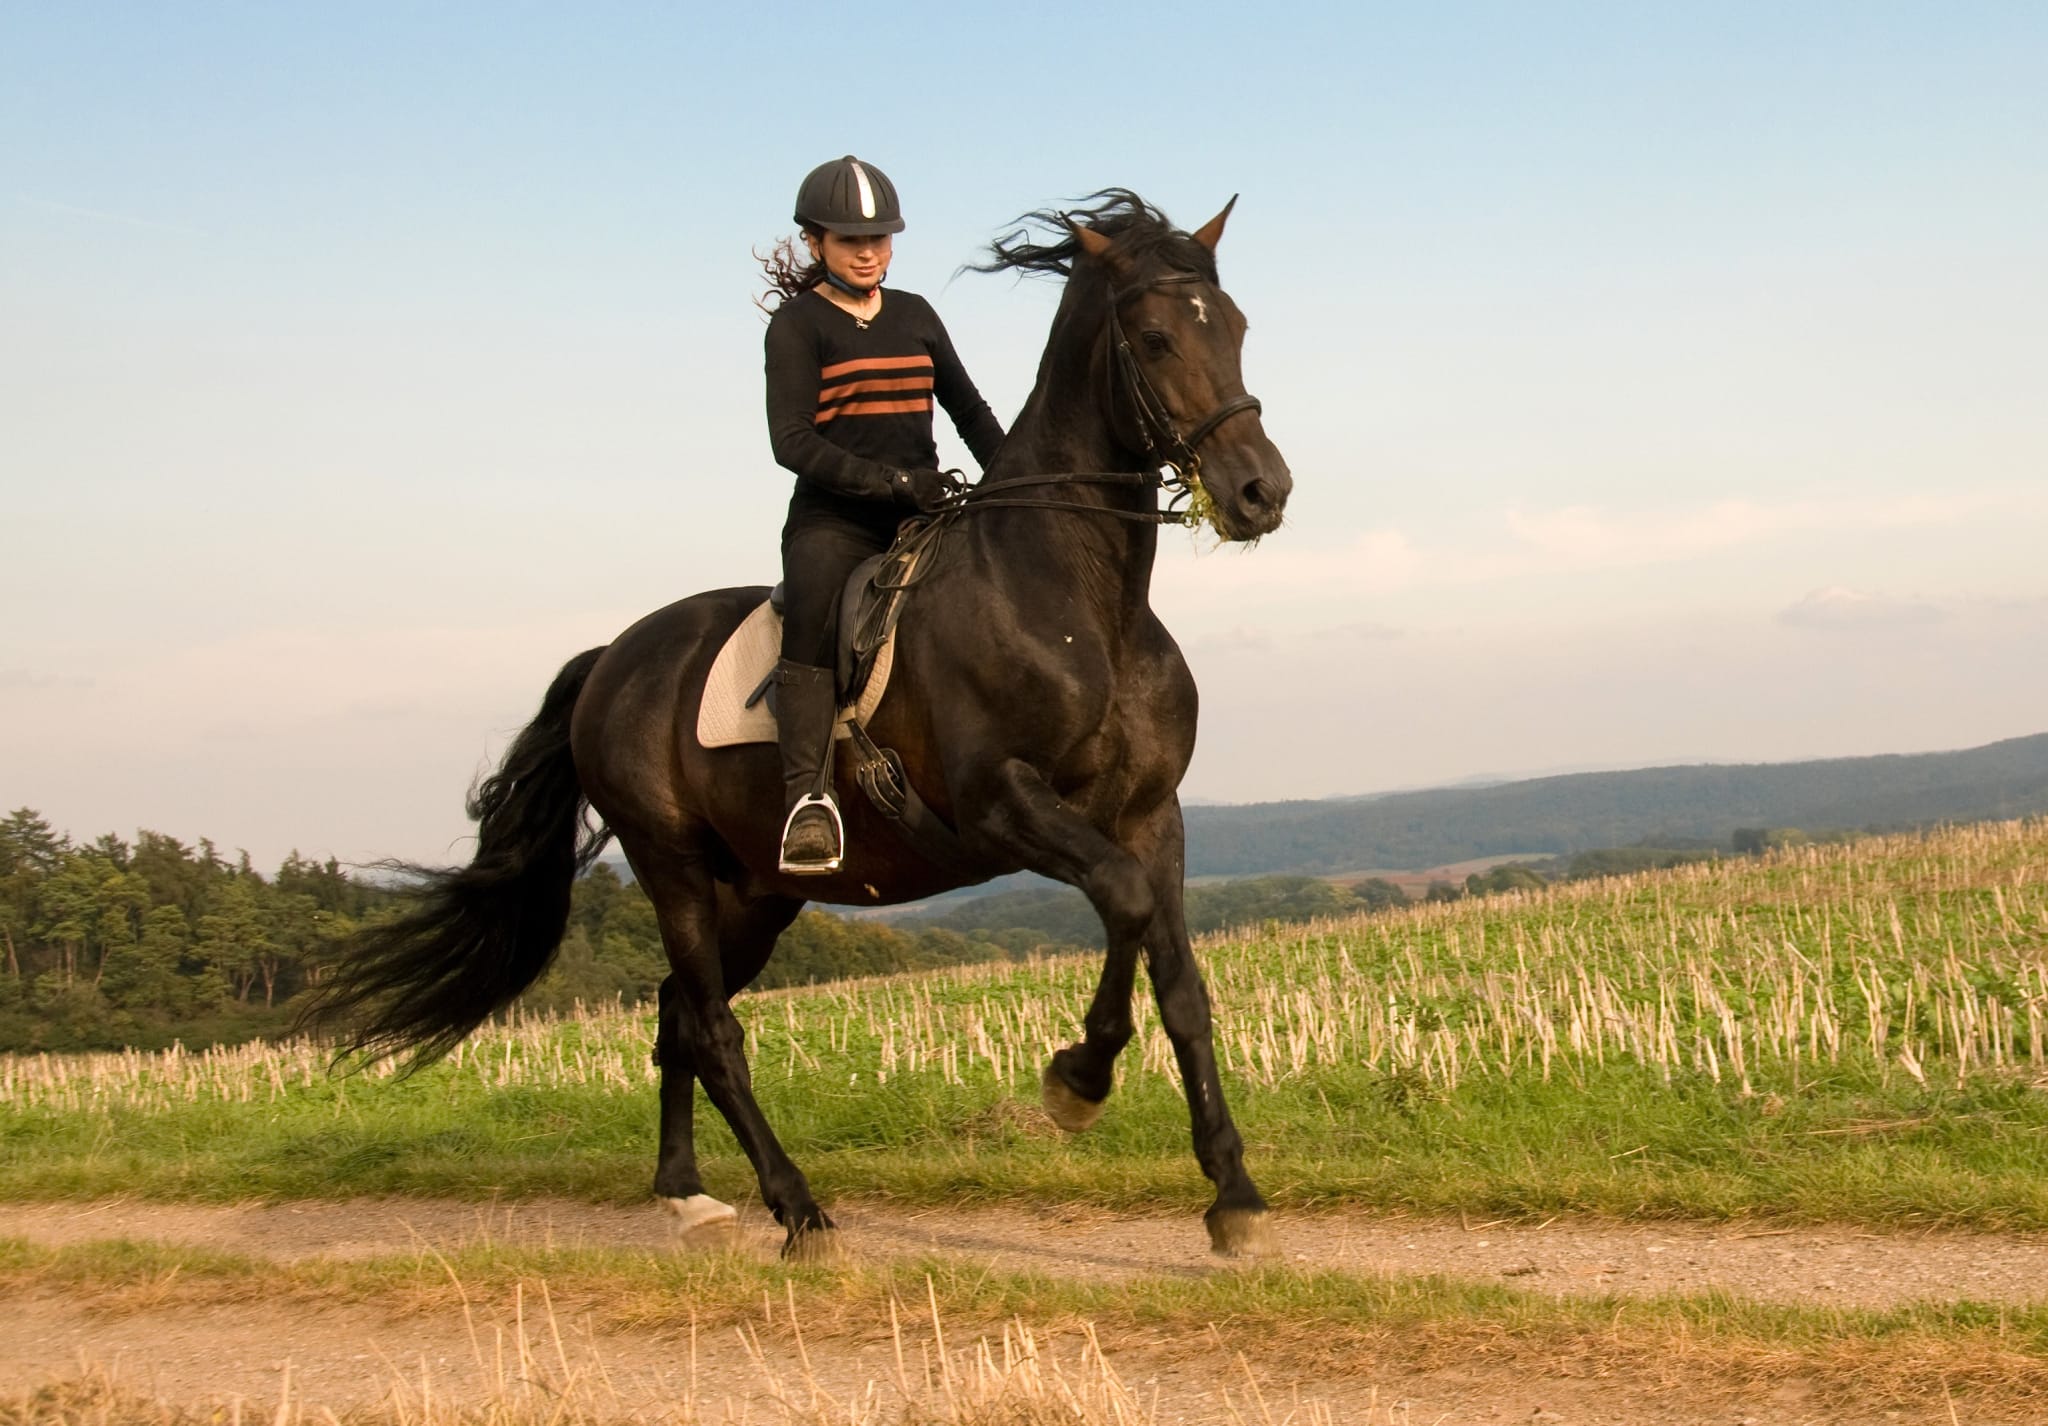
[842,294,880,330]
[821,270,883,328]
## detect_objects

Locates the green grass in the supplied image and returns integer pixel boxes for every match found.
[5,1063,2047,1228]
[5,821,2048,1228]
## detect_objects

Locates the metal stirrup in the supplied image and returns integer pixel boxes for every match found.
[777,794,844,876]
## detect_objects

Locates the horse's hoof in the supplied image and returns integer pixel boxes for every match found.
[660,1194,738,1242]
[1041,1062,1106,1133]
[1206,1208,1280,1260]
[782,1226,846,1265]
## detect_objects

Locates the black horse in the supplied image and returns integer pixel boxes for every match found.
[307,191,1293,1259]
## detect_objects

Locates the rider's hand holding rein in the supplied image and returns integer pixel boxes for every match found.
[892,466,957,512]
[758,155,1005,874]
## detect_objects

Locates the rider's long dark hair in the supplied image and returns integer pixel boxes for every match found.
[973,189,1218,282]
[296,646,613,1069]
[756,226,827,313]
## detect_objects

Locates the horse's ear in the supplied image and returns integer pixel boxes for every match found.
[1068,218,1116,262]
[1191,195,1239,252]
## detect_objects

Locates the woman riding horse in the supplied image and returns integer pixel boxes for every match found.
[758,156,1005,875]
[305,190,1292,1261]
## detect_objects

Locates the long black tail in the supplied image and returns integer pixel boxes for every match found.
[302,646,611,1067]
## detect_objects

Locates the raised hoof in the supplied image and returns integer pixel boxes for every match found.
[1041,1062,1106,1133]
[1206,1208,1280,1260]
[781,1226,845,1265]
[660,1194,739,1242]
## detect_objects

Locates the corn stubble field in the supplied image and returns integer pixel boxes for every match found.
[7,819,2048,1423]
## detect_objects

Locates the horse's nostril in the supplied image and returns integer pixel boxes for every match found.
[1243,479,1272,508]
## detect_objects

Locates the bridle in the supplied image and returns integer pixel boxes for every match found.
[1104,271,1263,485]
[940,267,1264,526]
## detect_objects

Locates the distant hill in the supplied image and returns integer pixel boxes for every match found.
[1183,732,2048,875]
[610,732,2048,902]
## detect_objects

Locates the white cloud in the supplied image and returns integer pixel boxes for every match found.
[1776,587,1948,630]
[1183,605,2048,806]
[1505,490,2014,564]
[1156,485,2043,612]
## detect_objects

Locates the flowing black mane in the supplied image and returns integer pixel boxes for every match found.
[973,189,1219,284]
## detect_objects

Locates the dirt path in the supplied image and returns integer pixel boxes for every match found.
[5,1196,2044,1311]
[5,1197,2046,1424]
[1,1287,1596,1426]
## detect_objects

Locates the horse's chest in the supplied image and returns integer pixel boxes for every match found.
[1051,663,1194,796]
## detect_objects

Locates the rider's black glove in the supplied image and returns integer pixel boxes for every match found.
[889,467,955,513]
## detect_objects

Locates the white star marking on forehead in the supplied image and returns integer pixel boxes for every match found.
[1190,294,1209,324]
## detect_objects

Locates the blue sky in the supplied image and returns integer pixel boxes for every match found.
[4,4,2045,867]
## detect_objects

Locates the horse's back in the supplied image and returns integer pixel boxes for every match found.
[572,586,769,838]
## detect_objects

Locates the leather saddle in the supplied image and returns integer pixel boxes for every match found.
[748,533,927,717]
[696,515,982,875]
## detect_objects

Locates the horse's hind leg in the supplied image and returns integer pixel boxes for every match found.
[639,851,834,1258]
[712,882,804,999]
[652,887,803,1239]
[652,974,735,1237]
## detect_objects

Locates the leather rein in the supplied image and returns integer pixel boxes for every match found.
[937,271,1263,527]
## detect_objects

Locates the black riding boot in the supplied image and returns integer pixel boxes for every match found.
[774,660,844,874]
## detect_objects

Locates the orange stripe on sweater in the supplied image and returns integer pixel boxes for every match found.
[819,374,934,402]
[814,396,934,425]
[817,354,932,380]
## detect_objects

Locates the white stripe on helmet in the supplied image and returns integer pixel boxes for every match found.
[849,161,876,219]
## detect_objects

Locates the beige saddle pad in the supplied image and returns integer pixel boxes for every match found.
[695,598,899,749]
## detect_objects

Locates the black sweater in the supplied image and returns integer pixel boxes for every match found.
[764,289,1005,513]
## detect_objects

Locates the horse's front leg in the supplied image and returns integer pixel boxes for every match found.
[1135,811,1275,1258]
[1044,938,1138,1132]
[637,853,836,1259]
[967,762,1271,1256]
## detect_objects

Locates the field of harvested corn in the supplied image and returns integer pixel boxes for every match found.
[7,819,2048,1226]
[6,820,2048,1423]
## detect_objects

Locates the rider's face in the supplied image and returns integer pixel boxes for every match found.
[807,229,893,289]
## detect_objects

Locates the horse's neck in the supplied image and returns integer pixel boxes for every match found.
[976,388,1161,634]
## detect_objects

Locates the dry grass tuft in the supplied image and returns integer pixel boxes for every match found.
[0,1286,1329,1426]
[0,1368,187,1426]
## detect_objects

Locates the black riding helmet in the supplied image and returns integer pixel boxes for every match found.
[794,156,905,236]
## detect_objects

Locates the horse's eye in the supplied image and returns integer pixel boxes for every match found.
[1140,330,1172,356]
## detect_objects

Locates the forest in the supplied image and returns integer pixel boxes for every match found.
[0,808,1031,1053]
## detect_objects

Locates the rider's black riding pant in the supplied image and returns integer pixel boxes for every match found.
[778,492,900,668]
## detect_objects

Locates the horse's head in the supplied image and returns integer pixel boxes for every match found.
[1068,197,1292,541]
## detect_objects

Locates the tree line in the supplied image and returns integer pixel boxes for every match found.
[0,808,382,1051]
[0,809,1039,1054]
[899,873,1410,949]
